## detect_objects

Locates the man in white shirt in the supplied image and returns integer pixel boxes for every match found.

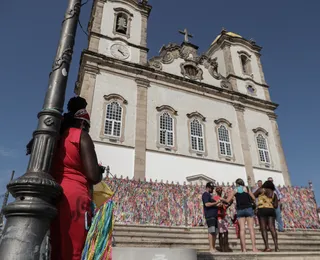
[268,177,284,232]
[252,180,263,193]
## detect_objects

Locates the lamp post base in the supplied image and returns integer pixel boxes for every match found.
[0,172,61,260]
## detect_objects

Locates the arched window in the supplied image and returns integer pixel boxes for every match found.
[104,101,122,137]
[218,125,232,156]
[238,51,252,76]
[256,134,270,163]
[113,8,133,38]
[190,119,204,152]
[241,55,250,74]
[159,112,174,147]
[115,13,128,34]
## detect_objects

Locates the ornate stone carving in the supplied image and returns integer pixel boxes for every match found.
[162,52,175,64]
[180,44,198,61]
[148,42,226,83]
[203,57,222,80]
[103,93,128,104]
[180,62,203,81]
[156,105,178,115]
[252,127,269,136]
[148,57,162,70]
[220,79,231,89]
[186,111,206,121]
[214,118,232,127]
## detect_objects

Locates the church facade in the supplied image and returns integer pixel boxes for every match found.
[75,0,291,186]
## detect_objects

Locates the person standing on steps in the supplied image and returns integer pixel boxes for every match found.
[268,177,284,232]
[253,180,263,227]
[202,182,221,254]
[221,178,259,253]
[254,180,279,252]
[50,97,104,260]
[213,186,232,252]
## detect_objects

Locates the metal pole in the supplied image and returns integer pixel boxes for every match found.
[0,1,82,259]
[0,171,15,231]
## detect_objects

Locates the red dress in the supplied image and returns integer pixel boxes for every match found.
[50,128,91,260]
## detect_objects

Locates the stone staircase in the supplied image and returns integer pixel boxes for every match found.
[113,224,320,259]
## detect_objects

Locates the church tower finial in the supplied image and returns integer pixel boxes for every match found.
[179,28,193,43]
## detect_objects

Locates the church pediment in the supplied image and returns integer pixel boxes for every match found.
[186,174,216,185]
[148,41,231,89]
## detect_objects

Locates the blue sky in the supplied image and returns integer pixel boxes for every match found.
[0,1,319,204]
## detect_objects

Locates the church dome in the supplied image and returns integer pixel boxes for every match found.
[211,31,242,45]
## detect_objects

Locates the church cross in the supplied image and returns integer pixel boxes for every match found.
[179,28,193,43]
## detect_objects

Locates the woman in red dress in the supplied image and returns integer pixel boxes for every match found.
[50,97,103,260]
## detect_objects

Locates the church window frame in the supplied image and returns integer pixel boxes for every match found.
[113,8,133,38]
[214,118,235,161]
[187,112,207,156]
[100,94,128,143]
[238,51,252,77]
[156,105,178,151]
[253,127,272,167]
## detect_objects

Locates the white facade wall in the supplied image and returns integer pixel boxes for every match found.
[146,82,244,165]
[95,142,135,179]
[160,58,185,76]
[160,59,222,88]
[253,168,285,186]
[90,71,137,147]
[146,151,247,185]
[230,45,262,83]
[228,45,267,100]
[211,49,226,77]
[236,79,266,100]
[88,72,285,184]
[244,109,281,171]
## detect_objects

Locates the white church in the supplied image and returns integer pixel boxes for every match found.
[75,0,291,187]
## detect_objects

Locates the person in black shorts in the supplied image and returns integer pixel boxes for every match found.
[202,182,221,254]
[254,180,279,252]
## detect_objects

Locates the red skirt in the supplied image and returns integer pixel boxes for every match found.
[51,180,91,260]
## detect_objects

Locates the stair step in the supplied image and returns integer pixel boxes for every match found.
[197,252,320,260]
[113,224,320,254]
[114,230,320,240]
[115,244,320,253]
[114,235,320,245]
[115,225,320,235]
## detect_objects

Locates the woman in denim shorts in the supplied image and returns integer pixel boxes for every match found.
[221,178,258,252]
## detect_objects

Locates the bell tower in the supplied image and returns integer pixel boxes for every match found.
[87,0,152,64]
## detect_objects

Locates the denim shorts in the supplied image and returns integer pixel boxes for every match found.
[237,207,254,219]
[206,217,218,234]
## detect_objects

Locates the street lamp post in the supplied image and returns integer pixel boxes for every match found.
[0,0,82,259]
